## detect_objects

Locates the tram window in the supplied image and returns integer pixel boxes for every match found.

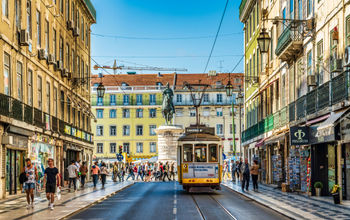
[194,144,207,162]
[183,144,193,162]
[209,144,218,162]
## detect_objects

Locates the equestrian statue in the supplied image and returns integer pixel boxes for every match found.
[161,83,175,125]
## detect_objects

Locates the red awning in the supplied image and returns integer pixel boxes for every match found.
[255,138,266,148]
[305,113,330,126]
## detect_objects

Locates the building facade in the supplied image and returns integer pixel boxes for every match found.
[91,72,244,162]
[240,0,350,201]
[0,0,96,199]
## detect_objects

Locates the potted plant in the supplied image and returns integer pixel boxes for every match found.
[314,182,323,197]
[331,184,341,204]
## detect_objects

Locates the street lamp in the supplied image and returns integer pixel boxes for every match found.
[257,28,271,54]
[97,83,105,98]
[225,80,233,97]
[236,85,244,158]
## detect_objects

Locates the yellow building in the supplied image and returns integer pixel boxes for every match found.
[91,73,175,161]
[0,0,96,198]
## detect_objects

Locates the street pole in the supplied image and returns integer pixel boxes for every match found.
[239,102,242,159]
[232,100,236,157]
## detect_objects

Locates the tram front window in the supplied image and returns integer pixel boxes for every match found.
[194,144,207,162]
[209,144,218,162]
[183,144,193,162]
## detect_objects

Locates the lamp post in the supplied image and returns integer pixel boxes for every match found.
[225,80,235,157]
[236,85,244,158]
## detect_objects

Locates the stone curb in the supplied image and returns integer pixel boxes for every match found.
[59,182,134,220]
[222,183,297,220]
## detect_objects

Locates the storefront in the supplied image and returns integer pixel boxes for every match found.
[288,145,311,192]
[4,133,28,195]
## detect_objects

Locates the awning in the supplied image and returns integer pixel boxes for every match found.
[255,138,266,148]
[264,133,286,145]
[305,114,330,126]
[318,108,349,130]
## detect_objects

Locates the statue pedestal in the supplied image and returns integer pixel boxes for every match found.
[155,125,184,163]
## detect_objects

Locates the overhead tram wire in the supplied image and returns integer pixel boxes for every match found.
[203,0,230,73]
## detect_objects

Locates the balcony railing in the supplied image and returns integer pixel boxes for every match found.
[0,94,10,117]
[275,23,303,61]
[318,81,330,110]
[23,104,33,124]
[332,72,349,104]
[306,89,317,115]
[34,108,44,128]
[52,116,58,132]
[289,101,295,122]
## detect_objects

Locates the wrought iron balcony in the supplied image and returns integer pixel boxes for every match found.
[23,104,33,124]
[11,98,23,121]
[289,101,296,122]
[59,119,65,134]
[34,108,44,128]
[332,71,349,105]
[52,116,58,132]
[306,89,317,115]
[0,94,10,117]
[317,81,330,110]
[275,23,303,62]
[296,95,306,119]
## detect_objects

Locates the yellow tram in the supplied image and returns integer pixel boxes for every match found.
[177,125,223,192]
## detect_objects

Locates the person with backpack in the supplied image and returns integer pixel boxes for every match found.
[79,161,88,188]
[126,164,135,181]
[23,158,38,209]
[91,161,100,189]
[43,158,60,210]
[100,162,109,188]
[67,160,78,192]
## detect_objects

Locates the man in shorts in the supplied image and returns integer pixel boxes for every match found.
[24,158,38,209]
[43,158,60,210]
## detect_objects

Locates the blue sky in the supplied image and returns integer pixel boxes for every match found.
[90,0,244,75]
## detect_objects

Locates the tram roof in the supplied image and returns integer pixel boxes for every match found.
[178,133,221,142]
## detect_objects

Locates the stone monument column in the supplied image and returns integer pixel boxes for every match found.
[155,125,183,163]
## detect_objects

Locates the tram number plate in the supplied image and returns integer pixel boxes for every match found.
[182,164,188,173]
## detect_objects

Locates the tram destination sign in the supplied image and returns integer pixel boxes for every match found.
[185,126,215,135]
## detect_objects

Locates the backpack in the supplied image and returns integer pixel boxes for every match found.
[19,172,28,184]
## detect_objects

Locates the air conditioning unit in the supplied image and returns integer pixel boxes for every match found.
[307,75,317,86]
[344,46,350,67]
[19,29,29,46]
[56,60,64,71]
[330,58,343,73]
[73,26,80,37]
[61,69,69,78]
[47,54,55,64]
[66,20,74,31]
[38,49,47,60]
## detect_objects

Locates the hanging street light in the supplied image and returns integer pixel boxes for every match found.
[225,80,234,97]
[257,28,271,54]
[96,83,105,98]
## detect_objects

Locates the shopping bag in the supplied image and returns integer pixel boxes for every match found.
[76,179,81,190]
[56,187,61,200]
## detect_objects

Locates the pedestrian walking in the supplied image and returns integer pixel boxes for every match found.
[24,158,38,209]
[126,164,135,181]
[136,164,144,181]
[100,162,109,188]
[113,162,118,182]
[241,158,250,192]
[91,162,100,188]
[169,162,175,181]
[144,162,150,182]
[235,161,240,182]
[119,164,125,181]
[231,160,236,182]
[79,162,88,188]
[43,158,60,210]
[67,160,78,192]
[163,162,171,181]
[251,160,259,191]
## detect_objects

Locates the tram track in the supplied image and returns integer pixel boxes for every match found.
[191,194,237,220]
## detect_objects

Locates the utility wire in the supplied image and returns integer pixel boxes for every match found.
[92,54,243,59]
[203,0,230,73]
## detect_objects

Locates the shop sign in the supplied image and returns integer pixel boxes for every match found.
[76,129,82,139]
[309,125,335,144]
[71,127,77,137]
[65,125,71,135]
[32,134,56,145]
[290,126,309,145]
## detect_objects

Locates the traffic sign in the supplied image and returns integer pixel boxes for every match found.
[117,153,123,161]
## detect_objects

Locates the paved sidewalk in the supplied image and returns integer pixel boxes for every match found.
[223,181,350,220]
[0,180,133,220]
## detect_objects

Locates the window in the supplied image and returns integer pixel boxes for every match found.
[307,0,312,16]
[109,109,116,118]
[136,94,143,105]
[110,126,116,136]
[307,51,312,75]
[110,143,116,153]
[149,125,156,136]
[123,95,130,105]
[270,27,274,60]
[194,144,207,162]
[183,144,193,162]
[96,109,103,118]
[149,94,156,105]
[136,109,143,118]
[66,44,70,70]
[136,142,143,153]
[53,29,57,60]
[97,97,103,106]
[203,94,209,103]
[60,0,64,14]
[150,142,156,153]
[123,125,130,136]
[149,109,156,118]
[60,91,64,120]
[15,0,21,28]
[2,0,8,18]
[53,87,57,117]
[16,62,23,101]
[81,17,84,41]
[97,143,103,153]
[123,109,130,118]
[203,107,210,117]
[72,108,76,125]
[59,36,63,64]
[176,94,182,103]
[216,124,223,135]
[216,108,223,116]
[46,82,50,114]
[65,0,69,20]
[37,76,42,110]
[136,125,143,136]
[110,94,116,105]
[209,144,218,162]
[45,20,49,53]
[190,108,196,117]
[298,0,303,19]
[27,0,32,39]
[123,143,130,154]
[27,69,33,106]
[216,94,223,103]
[290,0,294,17]
[347,17,350,45]
[67,98,71,122]
[96,125,103,136]
[86,23,89,47]
[317,40,324,85]
[36,10,41,48]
